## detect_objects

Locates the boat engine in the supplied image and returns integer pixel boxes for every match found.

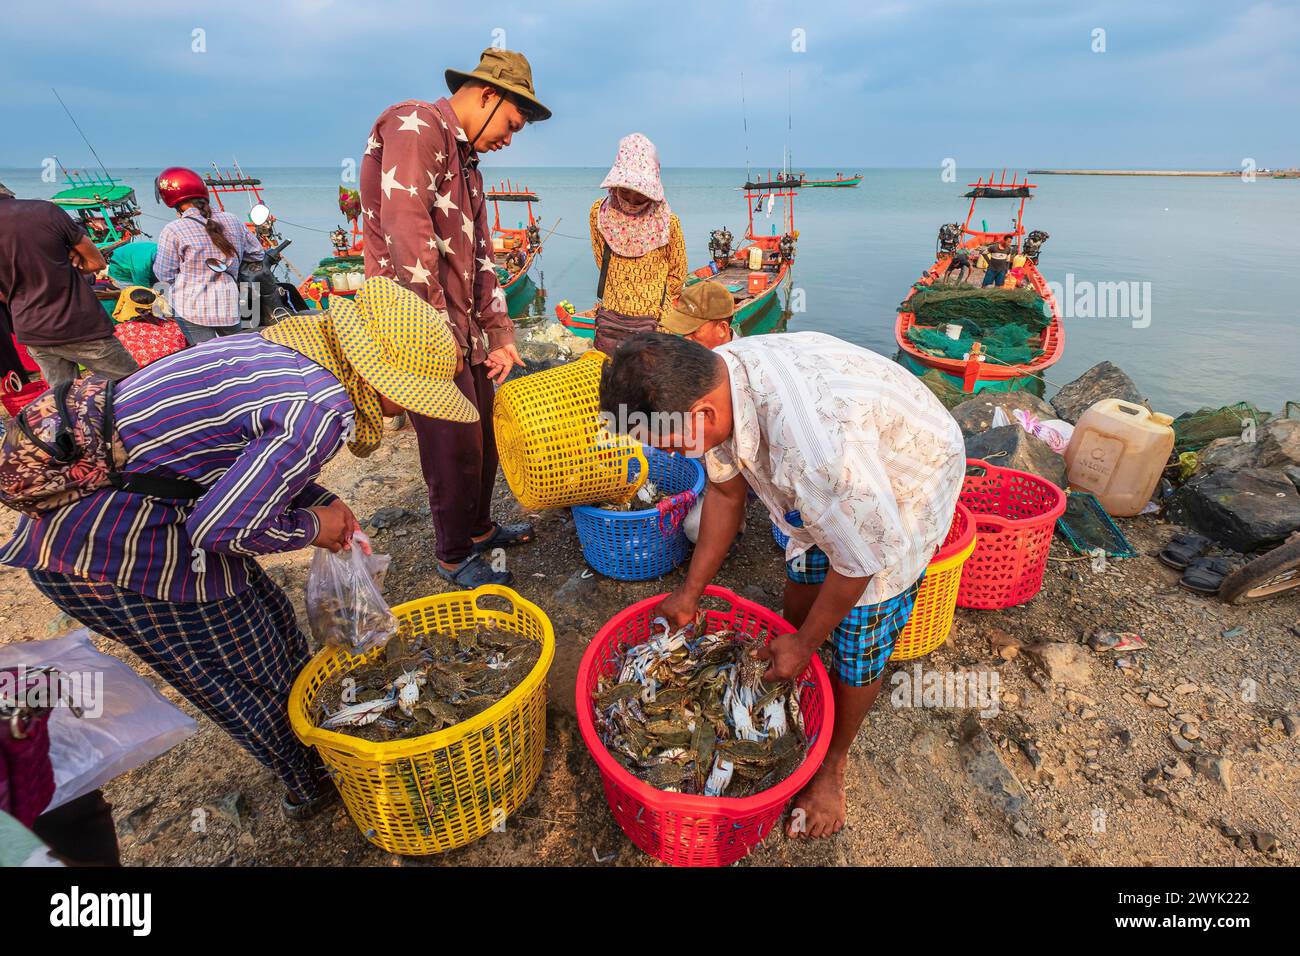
[1023,230,1050,263]
[708,227,734,266]
[937,222,962,255]
[777,233,797,263]
[330,226,350,256]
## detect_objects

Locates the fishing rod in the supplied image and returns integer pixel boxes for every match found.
[51,87,113,182]
[740,72,751,183]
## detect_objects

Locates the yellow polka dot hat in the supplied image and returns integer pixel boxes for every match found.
[334,277,477,425]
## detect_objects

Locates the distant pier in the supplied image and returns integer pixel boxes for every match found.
[1029,169,1298,179]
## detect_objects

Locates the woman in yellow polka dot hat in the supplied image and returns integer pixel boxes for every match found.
[263,276,477,458]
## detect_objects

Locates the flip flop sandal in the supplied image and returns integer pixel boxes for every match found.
[280,785,338,822]
[437,552,514,587]
[471,521,536,554]
[1157,532,1212,570]
[1179,555,1234,596]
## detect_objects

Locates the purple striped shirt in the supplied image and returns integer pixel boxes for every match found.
[0,336,354,602]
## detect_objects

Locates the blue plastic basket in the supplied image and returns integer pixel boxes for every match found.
[571,447,706,580]
[770,510,803,550]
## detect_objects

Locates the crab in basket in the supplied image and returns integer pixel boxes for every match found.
[313,621,541,742]
[591,617,807,798]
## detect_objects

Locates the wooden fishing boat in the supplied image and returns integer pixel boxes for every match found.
[894,171,1063,395]
[50,170,144,253]
[204,162,284,250]
[557,173,797,339]
[486,182,544,318]
[796,172,862,188]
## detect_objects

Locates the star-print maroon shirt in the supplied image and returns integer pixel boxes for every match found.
[360,97,514,366]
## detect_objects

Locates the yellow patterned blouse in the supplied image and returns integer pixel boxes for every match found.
[588,200,688,319]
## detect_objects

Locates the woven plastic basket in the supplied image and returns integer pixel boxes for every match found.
[576,586,833,867]
[288,585,554,855]
[956,458,1066,609]
[890,503,978,660]
[494,351,647,510]
[571,447,706,580]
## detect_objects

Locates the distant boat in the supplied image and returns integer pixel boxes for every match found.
[894,171,1063,396]
[203,162,285,251]
[796,172,862,188]
[486,182,544,318]
[50,170,144,253]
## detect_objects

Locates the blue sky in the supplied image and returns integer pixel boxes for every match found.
[2,1,1297,169]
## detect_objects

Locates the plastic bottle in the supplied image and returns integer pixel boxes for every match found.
[1065,400,1175,516]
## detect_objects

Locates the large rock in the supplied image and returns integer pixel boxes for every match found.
[1167,467,1300,552]
[1198,437,1260,473]
[965,425,1067,488]
[1049,361,1145,423]
[950,392,1059,439]
[1198,419,1300,478]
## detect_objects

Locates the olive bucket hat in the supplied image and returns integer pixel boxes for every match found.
[445,47,552,122]
[658,280,736,336]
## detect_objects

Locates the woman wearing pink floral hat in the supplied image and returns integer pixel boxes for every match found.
[588,133,688,354]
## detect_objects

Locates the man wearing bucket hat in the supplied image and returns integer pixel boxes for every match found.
[599,331,965,840]
[0,277,473,821]
[360,47,551,588]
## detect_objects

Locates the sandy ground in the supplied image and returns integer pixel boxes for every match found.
[1,426,1296,867]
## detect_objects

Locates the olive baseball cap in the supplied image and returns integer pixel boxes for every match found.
[658,281,736,335]
[446,48,551,122]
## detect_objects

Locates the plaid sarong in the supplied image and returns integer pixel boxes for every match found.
[29,565,325,800]
[787,546,923,685]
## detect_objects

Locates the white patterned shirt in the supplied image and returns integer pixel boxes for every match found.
[705,332,966,605]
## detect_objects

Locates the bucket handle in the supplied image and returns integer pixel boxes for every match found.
[629,443,649,495]
[472,584,519,618]
[965,457,1000,479]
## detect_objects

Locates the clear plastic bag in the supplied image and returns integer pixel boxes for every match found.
[305,532,398,654]
[0,628,197,811]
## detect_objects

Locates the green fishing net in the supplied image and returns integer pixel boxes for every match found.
[907,323,1042,366]
[903,286,1052,334]
[1172,403,1272,453]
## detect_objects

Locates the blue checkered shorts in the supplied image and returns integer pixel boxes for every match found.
[786,547,924,686]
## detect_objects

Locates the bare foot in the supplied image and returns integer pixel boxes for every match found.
[787,759,847,839]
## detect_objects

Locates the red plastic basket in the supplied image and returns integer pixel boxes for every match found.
[576,586,834,867]
[957,457,1066,609]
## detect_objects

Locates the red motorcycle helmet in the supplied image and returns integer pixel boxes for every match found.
[154,166,208,208]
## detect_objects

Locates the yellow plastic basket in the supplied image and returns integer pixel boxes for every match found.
[890,506,978,662]
[494,350,648,510]
[288,585,554,855]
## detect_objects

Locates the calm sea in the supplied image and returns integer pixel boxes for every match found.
[3,165,1294,415]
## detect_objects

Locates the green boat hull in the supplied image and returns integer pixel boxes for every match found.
[896,351,1045,399]
[503,271,538,318]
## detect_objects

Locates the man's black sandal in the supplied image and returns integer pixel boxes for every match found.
[438,552,514,587]
[470,522,536,554]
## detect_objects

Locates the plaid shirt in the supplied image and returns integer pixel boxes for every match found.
[0,336,350,602]
[359,97,514,365]
[154,209,263,327]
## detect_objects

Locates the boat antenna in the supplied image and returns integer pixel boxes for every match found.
[786,69,792,178]
[51,87,113,182]
[740,72,751,183]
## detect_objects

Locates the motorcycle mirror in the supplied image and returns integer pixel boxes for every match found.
[204,257,229,274]
[249,203,272,226]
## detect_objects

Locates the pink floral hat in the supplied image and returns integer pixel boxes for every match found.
[599,133,665,202]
